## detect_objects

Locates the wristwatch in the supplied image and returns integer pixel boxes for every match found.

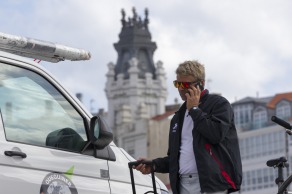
[192,106,198,110]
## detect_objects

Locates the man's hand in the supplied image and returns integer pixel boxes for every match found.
[133,158,154,175]
[185,85,201,110]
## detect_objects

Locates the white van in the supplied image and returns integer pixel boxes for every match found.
[0,33,168,194]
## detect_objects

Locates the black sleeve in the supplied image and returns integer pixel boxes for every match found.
[189,97,233,144]
[152,156,170,173]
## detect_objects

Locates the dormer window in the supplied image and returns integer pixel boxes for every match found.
[233,104,252,129]
[276,101,291,119]
[253,107,267,129]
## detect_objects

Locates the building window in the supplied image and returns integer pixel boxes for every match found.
[253,107,267,129]
[276,101,291,120]
[234,104,252,128]
[241,168,278,192]
[239,131,285,160]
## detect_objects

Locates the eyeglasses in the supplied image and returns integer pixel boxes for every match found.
[173,80,197,89]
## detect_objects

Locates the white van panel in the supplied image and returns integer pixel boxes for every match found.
[0,133,110,193]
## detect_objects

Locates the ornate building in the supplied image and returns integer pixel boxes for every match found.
[232,92,292,193]
[233,92,292,131]
[105,8,168,159]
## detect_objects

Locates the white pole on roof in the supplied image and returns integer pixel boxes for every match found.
[0,32,91,63]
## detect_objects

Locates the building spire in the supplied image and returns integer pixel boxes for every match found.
[121,8,126,27]
[144,8,149,29]
[132,7,137,22]
[114,7,157,80]
[120,7,149,29]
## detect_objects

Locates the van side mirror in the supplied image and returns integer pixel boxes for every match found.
[89,116,113,150]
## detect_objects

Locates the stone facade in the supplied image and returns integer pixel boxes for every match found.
[105,8,167,159]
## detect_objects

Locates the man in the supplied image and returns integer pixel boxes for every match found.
[134,60,242,194]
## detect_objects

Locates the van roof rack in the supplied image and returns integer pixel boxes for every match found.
[0,32,91,63]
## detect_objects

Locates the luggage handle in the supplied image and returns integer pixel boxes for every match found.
[128,161,157,194]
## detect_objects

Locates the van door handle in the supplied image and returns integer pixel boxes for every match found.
[4,151,27,158]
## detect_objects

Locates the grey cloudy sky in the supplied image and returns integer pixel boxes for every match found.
[1,0,291,112]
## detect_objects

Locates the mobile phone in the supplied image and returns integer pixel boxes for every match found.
[186,82,204,95]
[195,82,204,91]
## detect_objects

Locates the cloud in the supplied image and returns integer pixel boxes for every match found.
[1,0,291,112]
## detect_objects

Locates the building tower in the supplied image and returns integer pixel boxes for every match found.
[105,8,167,158]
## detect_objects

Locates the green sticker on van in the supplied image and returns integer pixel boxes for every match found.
[40,166,78,194]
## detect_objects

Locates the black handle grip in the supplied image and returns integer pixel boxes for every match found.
[128,160,153,168]
[4,151,27,158]
[267,157,287,167]
[271,116,292,129]
[128,160,157,194]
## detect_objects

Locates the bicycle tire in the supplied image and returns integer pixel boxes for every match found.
[278,174,292,194]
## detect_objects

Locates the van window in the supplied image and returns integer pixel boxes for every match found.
[0,63,87,152]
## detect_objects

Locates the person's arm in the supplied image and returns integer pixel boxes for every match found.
[152,155,169,173]
[133,158,154,174]
[133,155,169,174]
[189,98,233,144]
[134,114,175,174]
[134,141,171,174]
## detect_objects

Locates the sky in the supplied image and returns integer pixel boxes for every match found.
[1,0,292,113]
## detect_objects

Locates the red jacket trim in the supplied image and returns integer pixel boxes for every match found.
[204,143,236,190]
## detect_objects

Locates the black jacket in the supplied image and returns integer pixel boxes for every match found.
[153,90,242,193]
